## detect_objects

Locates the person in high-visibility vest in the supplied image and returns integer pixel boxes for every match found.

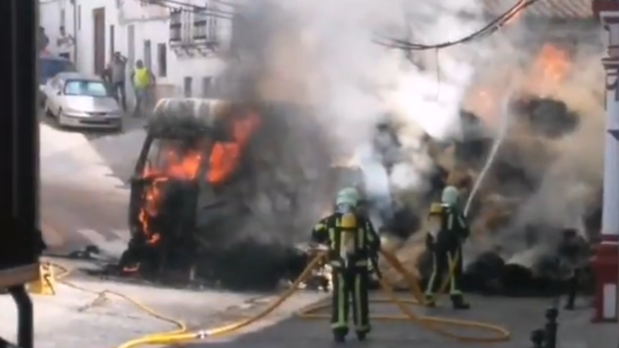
[424,185,470,309]
[311,188,381,342]
[131,59,156,117]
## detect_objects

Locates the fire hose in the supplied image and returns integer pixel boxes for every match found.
[63,248,507,348]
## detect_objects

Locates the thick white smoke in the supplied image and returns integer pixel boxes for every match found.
[253,0,493,206]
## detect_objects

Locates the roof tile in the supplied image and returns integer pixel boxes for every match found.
[482,0,593,19]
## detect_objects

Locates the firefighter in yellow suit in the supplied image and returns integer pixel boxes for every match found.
[424,186,471,309]
[311,188,381,343]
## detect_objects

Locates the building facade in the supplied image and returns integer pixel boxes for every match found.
[39,0,234,102]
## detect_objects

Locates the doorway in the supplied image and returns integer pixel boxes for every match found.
[109,24,115,58]
[92,7,106,75]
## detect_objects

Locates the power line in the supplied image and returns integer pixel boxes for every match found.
[375,0,538,51]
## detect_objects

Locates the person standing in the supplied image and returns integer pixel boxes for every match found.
[557,228,589,310]
[310,188,380,343]
[56,26,74,60]
[108,52,128,112]
[38,26,50,52]
[424,186,471,309]
[131,59,156,118]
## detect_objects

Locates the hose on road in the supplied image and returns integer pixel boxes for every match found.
[51,263,188,338]
[48,247,509,348]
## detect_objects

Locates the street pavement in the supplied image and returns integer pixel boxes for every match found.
[175,294,618,348]
[0,260,324,348]
[40,120,146,256]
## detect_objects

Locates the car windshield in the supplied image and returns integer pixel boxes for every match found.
[39,58,76,84]
[64,80,109,97]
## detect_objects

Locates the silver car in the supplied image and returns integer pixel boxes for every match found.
[42,72,123,130]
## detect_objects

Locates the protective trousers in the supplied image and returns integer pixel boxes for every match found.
[331,267,370,335]
[425,247,464,299]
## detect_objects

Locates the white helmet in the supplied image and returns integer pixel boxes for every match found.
[441,186,459,205]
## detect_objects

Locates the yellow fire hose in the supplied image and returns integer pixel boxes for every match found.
[49,249,510,348]
[296,250,510,342]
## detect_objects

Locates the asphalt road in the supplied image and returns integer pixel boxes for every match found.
[176,295,619,348]
[40,119,142,257]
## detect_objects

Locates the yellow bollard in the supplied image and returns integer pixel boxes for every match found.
[27,262,56,295]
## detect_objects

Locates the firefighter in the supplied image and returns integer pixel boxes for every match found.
[311,188,381,343]
[424,185,470,309]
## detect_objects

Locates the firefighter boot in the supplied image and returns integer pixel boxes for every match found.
[424,294,436,308]
[451,295,470,310]
[333,328,347,343]
[356,330,368,342]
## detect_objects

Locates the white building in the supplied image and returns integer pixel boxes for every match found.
[39,0,234,101]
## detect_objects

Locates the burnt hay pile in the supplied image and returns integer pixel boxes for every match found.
[377,95,600,296]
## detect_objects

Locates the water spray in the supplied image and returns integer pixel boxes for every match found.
[464,89,513,217]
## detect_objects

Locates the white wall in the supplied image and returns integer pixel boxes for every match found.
[39,0,76,55]
[39,0,231,99]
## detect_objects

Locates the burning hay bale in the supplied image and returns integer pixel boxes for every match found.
[375,86,602,294]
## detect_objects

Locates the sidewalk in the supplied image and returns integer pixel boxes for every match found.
[0,258,319,348]
[176,295,618,348]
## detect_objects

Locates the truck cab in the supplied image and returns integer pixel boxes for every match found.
[122,98,339,289]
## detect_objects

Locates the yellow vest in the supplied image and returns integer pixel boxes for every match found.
[134,68,150,88]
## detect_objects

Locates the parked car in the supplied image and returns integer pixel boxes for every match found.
[39,53,76,106]
[42,72,123,131]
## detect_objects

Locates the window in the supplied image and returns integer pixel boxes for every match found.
[193,8,207,40]
[64,80,109,97]
[184,77,192,97]
[201,77,211,98]
[77,5,81,30]
[144,138,207,179]
[193,5,217,42]
[169,9,182,42]
[60,9,66,28]
[206,3,218,42]
[157,43,167,77]
[144,40,152,69]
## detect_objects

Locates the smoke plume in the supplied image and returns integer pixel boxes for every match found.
[210,0,606,287]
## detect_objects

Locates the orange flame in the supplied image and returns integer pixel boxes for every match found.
[527,44,571,94]
[135,111,261,251]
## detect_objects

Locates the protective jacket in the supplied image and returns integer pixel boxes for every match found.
[311,212,380,269]
[311,202,380,341]
[424,187,471,309]
[426,202,469,252]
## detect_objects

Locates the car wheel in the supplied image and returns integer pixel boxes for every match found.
[54,108,64,128]
[43,103,53,118]
[39,94,46,108]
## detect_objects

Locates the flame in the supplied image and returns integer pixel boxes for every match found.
[527,44,571,94]
[208,112,261,184]
[133,111,261,257]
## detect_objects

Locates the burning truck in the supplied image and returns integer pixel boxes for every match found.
[118,98,345,290]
